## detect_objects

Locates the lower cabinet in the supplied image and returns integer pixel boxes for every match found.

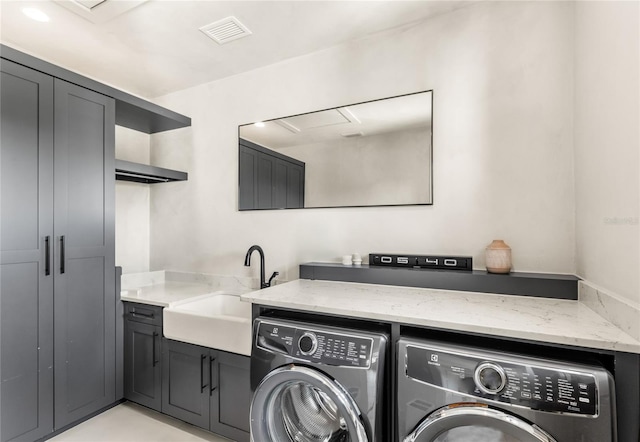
[123,302,251,442]
[124,303,163,412]
[161,339,251,442]
[161,339,210,429]
[124,320,162,411]
[210,350,253,441]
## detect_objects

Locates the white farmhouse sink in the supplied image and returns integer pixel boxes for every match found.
[163,293,252,356]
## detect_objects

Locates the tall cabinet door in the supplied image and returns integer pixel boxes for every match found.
[0,60,54,442]
[53,79,116,428]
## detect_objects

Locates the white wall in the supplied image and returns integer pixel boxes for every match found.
[574,1,640,305]
[148,1,576,282]
[277,127,431,207]
[115,127,151,274]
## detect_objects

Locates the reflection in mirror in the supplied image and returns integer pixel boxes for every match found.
[238,90,432,210]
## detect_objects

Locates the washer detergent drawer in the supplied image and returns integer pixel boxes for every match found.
[250,365,369,442]
[404,403,556,442]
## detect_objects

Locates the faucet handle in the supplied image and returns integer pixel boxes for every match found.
[267,271,279,287]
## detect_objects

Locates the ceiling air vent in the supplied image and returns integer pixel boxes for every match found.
[200,16,252,45]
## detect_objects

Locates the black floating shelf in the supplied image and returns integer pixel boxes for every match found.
[115,159,187,184]
[299,262,579,300]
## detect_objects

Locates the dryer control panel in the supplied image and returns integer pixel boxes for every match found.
[256,320,374,368]
[405,344,600,416]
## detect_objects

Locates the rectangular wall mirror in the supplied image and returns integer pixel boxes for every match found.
[238,90,433,210]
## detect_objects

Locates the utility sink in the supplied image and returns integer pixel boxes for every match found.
[163,293,252,356]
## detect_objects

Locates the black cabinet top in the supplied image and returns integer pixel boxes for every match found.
[1,44,191,134]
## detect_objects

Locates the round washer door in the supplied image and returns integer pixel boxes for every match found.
[250,364,369,442]
[404,403,557,442]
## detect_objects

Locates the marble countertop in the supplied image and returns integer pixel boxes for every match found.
[120,281,217,307]
[241,279,640,354]
[119,271,255,356]
[119,270,258,307]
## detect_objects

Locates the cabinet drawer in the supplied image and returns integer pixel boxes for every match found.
[124,302,163,326]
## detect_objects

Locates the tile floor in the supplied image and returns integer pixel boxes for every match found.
[49,402,234,442]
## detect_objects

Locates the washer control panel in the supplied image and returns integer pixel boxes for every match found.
[298,332,318,355]
[474,362,508,395]
[256,321,374,368]
[405,344,599,416]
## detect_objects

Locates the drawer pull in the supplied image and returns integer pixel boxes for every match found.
[131,311,154,319]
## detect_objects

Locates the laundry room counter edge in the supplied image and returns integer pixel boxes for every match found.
[240,279,640,354]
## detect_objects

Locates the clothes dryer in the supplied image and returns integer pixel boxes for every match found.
[397,337,616,442]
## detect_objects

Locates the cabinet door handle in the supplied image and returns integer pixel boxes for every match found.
[200,354,208,393]
[152,332,159,367]
[209,357,217,396]
[60,235,65,274]
[131,311,154,319]
[45,236,51,276]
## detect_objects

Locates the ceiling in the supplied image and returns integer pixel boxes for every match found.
[240,90,432,149]
[0,0,474,98]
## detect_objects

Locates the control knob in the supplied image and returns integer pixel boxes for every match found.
[298,332,318,356]
[474,362,507,395]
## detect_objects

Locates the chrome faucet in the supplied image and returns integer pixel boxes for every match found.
[244,245,279,289]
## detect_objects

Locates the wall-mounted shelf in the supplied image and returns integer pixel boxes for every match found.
[1,45,191,134]
[299,262,580,300]
[115,160,187,184]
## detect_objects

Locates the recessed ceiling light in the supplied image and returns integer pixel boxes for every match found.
[22,7,50,22]
[341,132,364,138]
[72,0,107,11]
[254,122,265,128]
[54,0,148,24]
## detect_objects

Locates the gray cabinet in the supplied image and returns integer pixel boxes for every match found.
[210,351,251,442]
[239,144,258,209]
[239,139,305,210]
[0,58,55,442]
[161,339,210,429]
[53,78,116,429]
[124,303,162,412]
[0,60,116,441]
[162,340,250,442]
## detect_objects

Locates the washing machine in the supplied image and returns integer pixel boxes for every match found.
[397,337,616,442]
[250,317,388,441]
